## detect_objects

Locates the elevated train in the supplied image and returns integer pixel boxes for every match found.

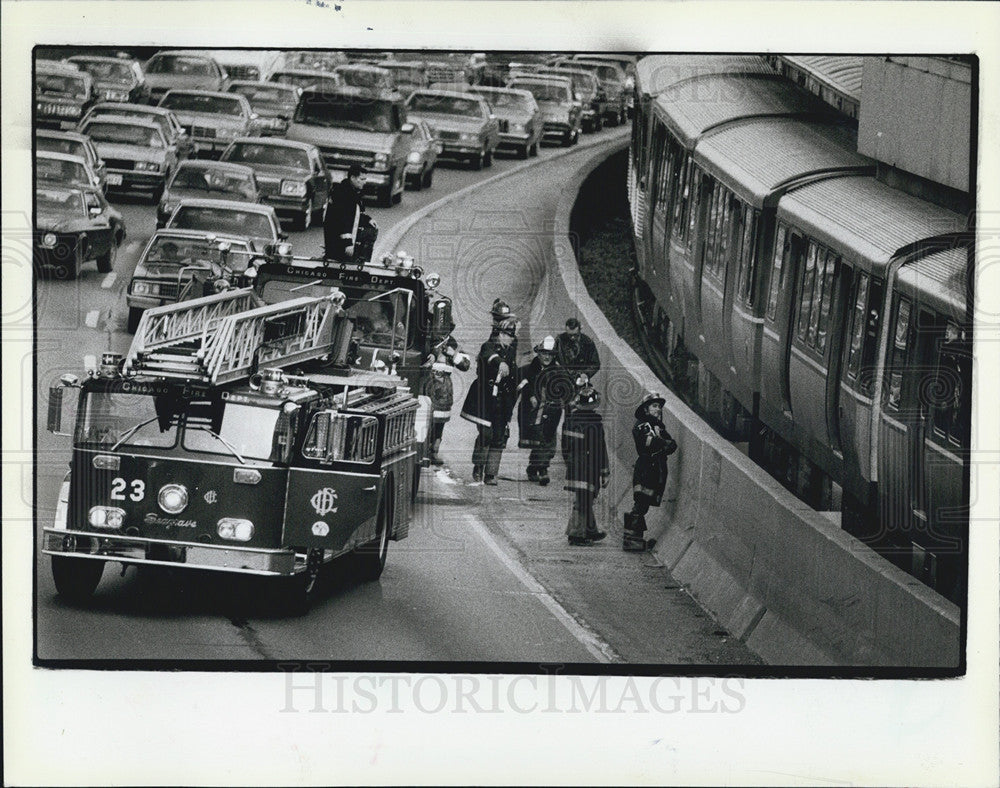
[627,55,971,603]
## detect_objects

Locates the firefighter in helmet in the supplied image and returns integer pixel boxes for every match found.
[624,392,677,551]
[561,382,610,545]
[517,335,574,485]
[490,299,518,356]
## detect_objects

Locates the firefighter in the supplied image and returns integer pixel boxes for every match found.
[460,316,519,485]
[561,383,610,545]
[490,299,518,356]
[517,335,573,485]
[625,392,677,551]
[555,317,601,383]
[323,164,367,262]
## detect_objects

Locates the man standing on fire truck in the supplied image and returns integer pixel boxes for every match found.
[324,164,367,262]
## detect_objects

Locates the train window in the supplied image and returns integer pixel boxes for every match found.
[671,154,691,242]
[847,272,869,379]
[736,206,758,307]
[816,249,838,353]
[766,224,788,321]
[807,245,824,346]
[932,322,971,449]
[686,167,700,251]
[886,298,911,411]
[797,243,817,342]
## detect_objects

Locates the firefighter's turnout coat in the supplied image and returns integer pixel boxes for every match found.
[561,407,611,495]
[460,337,519,430]
[516,357,573,448]
[421,335,470,424]
[631,415,677,505]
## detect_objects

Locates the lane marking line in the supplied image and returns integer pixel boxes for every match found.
[101,272,117,289]
[84,310,100,328]
[461,511,621,664]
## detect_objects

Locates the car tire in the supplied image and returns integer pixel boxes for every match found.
[518,144,529,160]
[422,166,433,190]
[96,238,116,273]
[127,307,143,334]
[594,114,604,132]
[409,169,423,192]
[529,140,539,157]
[571,129,580,146]
[52,556,104,603]
[472,149,485,170]
[562,130,573,148]
[376,175,395,209]
[483,147,493,167]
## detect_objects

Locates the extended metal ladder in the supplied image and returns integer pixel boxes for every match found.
[124,288,346,384]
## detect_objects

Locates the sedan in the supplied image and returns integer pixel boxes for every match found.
[157,90,259,159]
[36,150,103,192]
[220,137,330,230]
[403,118,441,190]
[34,184,125,279]
[405,89,499,170]
[165,198,285,249]
[144,50,228,105]
[468,86,542,158]
[79,116,178,199]
[506,76,582,147]
[269,69,343,93]
[35,129,108,192]
[35,60,94,129]
[80,102,193,159]
[65,54,149,104]
[157,159,261,228]
[334,64,394,92]
[227,81,300,137]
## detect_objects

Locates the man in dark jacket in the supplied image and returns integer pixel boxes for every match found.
[555,317,601,383]
[625,392,677,551]
[517,335,573,485]
[562,384,610,545]
[323,164,367,262]
[460,317,519,485]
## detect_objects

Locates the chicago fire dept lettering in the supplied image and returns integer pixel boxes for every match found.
[311,487,339,516]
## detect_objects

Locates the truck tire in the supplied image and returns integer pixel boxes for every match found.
[353,489,390,582]
[377,170,395,208]
[96,239,116,273]
[284,548,325,616]
[52,556,104,603]
[127,307,143,334]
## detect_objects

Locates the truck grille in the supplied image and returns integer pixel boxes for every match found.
[103,158,135,170]
[183,124,217,139]
[317,146,376,169]
[497,119,510,133]
[435,130,460,141]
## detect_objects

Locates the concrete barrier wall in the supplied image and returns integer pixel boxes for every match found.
[545,141,961,667]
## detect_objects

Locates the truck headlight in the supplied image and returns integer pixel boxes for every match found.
[374,151,389,166]
[130,280,158,296]
[89,506,125,529]
[280,180,307,197]
[217,518,254,542]
[135,161,161,172]
[406,151,422,164]
[41,232,57,248]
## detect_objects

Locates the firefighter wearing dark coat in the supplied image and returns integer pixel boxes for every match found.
[490,299,518,357]
[625,392,677,552]
[517,335,574,485]
[323,164,367,262]
[460,317,519,485]
[561,385,610,545]
[555,317,601,383]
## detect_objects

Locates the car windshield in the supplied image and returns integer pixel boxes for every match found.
[169,206,274,240]
[85,121,164,148]
[230,84,295,106]
[93,107,170,133]
[408,93,483,118]
[170,167,256,199]
[477,91,531,111]
[510,81,569,103]
[76,391,178,449]
[147,55,214,76]
[37,156,89,186]
[145,235,250,265]
[271,72,339,91]
[161,93,243,117]
[36,73,87,97]
[295,94,398,132]
[337,68,387,89]
[550,72,595,95]
[36,136,86,158]
[387,65,424,83]
[37,187,86,216]
[224,142,310,170]
[73,59,133,81]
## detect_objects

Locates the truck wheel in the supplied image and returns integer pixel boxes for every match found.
[285,548,324,616]
[96,239,116,273]
[52,556,104,602]
[422,166,433,189]
[127,307,144,334]
[377,172,395,208]
[353,490,390,582]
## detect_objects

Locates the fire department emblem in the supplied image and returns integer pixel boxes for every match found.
[204,490,218,504]
[312,521,330,537]
[310,487,339,516]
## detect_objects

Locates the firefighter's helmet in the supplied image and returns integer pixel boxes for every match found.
[574,386,600,410]
[496,317,517,337]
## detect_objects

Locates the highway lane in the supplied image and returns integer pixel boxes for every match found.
[32,130,629,663]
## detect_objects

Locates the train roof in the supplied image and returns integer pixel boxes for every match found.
[653,72,829,148]
[775,56,864,101]
[777,175,966,274]
[634,55,773,98]
[695,117,871,205]
[895,245,970,319]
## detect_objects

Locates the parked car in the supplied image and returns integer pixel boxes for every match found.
[269,69,343,93]
[79,115,178,199]
[202,49,284,83]
[36,150,103,191]
[34,184,125,278]
[281,51,348,72]
[227,80,299,136]
[379,61,429,96]
[165,198,285,248]
[65,54,149,104]
[143,50,228,104]
[405,89,499,170]
[285,85,413,208]
[35,60,94,129]
[403,118,442,190]
[220,138,330,229]
[334,63,395,92]
[505,75,582,147]
[157,89,259,159]
[157,159,261,228]
[79,102,193,159]
[35,129,108,192]
[126,228,260,332]
[537,66,603,132]
[554,58,628,125]
[468,86,542,158]
[423,60,470,87]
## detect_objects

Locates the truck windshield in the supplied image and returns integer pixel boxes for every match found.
[182,401,283,462]
[76,391,178,448]
[295,93,398,133]
[408,93,483,118]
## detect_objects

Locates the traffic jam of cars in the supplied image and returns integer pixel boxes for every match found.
[33,48,635,307]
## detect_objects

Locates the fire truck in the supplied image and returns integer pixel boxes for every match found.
[44,253,440,613]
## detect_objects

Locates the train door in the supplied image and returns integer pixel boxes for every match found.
[823,249,849,455]
[759,222,796,430]
[779,230,807,412]
[647,121,670,302]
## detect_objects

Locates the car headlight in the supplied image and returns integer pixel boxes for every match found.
[459,132,476,142]
[280,180,307,197]
[130,280,159,296]
[406,151,422,164]
[510,122,525,133]
[41,232,58,248]
[217,518,254,542]
[88,506,125,529]
[135,161,161,172]
[374,151,389,166]
[104,89,129,101]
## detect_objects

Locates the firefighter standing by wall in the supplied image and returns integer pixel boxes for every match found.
[625,392,677,551]
[555,317,601,383]
[561,383,610,546]
[460,317,519,485]
[517,335,573,485]
[323,164,367,262]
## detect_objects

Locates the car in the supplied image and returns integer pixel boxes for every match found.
[65,54,149,104]
[378,61,429,96]
[269,69,343,93]
[403,118,442,190]
[506,75,582,147]
[554,58,628,125]
[36,150,103,192]
[423,59,471,87]
[34,184,126,279]
[165,198,285,248]
[219,137,330,230]
[285,85,413,208]
[79,102,193,159]
[125,228,261,332]
[143,50,228,104]
[35,129,108,192]
[405,89,499,170]
[156,159,261,228]
[281,50,348,72]
[468,86,543,158]
[227,80,300,136]
[157,89,259,159]
[536,66,604,132]
[334,63,395,92]
[202,49,284,83]
[35,60,94,129]
[79,115,178,199]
